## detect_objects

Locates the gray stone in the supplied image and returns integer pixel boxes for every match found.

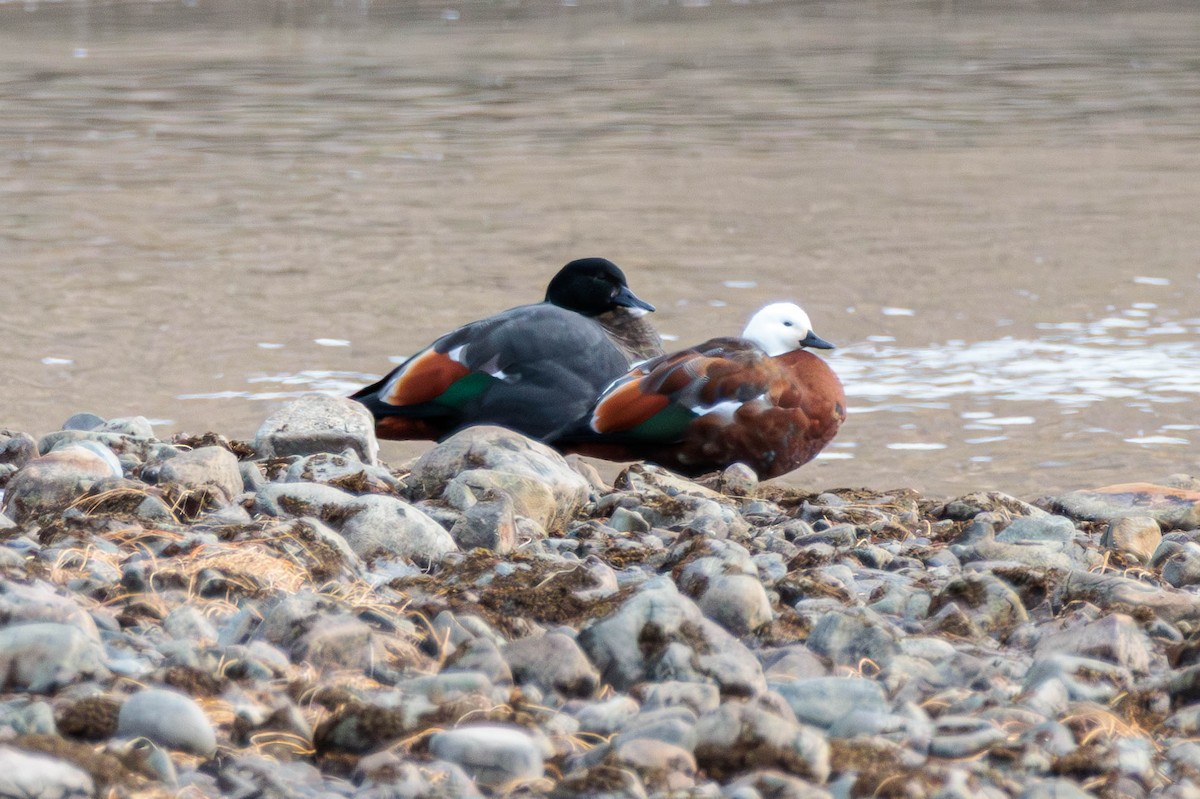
[1023,654,1132,703]
[408,426,588,531]
[0,746,94,798]
[293,615,379,669]
[996,514,1077,544]
[720,463,758,497]
[578,577,766,695]
[639,681,721,716]
[450,494,518,554]
[0,699,57,736]
[2,444,122,523]
[117,687,217,757]
[610,506,651,534]
[284,449,399,491]
[428,724,546,789]
[1102,516,1162,563]
[612,739,697,792]
[1042,483,1200,530]
[163,605,219,644]
[827,708,933,752]
[928,715,1007,758]
[0,580,101,640]
[154,445,243,504]
[1164,543,1200,588]
[698,573,773,635]
[444,637,513,685]
[1057,569,1200,625]
[0,430,36,473]
[1034,613,1153,674]
[1016,780,1096,799]
[255,393,379,465]
[99,416,156,438]
[252,480,357,520]
[0,623,109,692]
[723,770,834,799]
[337,494,457,564]
[62,412,105,431]
[444,468,562,534]
[806,607,903,669]
[503,633,599,698]
[928,572,1028,636]
[573,696,640,735]
[609,706,699,752]
[694,702,830,782]
[772,677,889,730]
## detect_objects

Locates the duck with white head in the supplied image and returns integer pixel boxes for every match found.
[554,301,846,479]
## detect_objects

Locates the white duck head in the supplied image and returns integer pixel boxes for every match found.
[742,302,834,356]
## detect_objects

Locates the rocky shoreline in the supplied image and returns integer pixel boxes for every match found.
[3,394,1200,799]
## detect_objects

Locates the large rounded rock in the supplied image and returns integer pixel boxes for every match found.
[502,632,599,698]
[2,444,122,523]
[0,623,110,692]
[338,494,457,565]
[1042,483,1200,530]
[578,577,766,695]
[698,573,773,635]
[694,701,830,782]
[255,394,379,465]
[772,677,890,730]
[117,688,218,757]
[154,445,243,504]
[0,746,94,798]
[428,724,546,789]
[408,427,589,531]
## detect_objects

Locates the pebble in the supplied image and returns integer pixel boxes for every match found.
[2,410,1197,798]
[428,724,546,789]
[116,687,218,757]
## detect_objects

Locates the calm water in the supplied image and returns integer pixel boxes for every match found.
[3,0,1199,497]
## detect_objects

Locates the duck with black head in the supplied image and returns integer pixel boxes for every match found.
[554,302,847,479]
[350,257,658,442]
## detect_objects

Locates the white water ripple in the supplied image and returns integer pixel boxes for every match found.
[832,338,1200,409]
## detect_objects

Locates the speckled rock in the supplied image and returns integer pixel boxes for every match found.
[255,394,379,465]
[503,632,599,698]
[336,494,457,564]
[408,426,588,531]
[152,445,243,504]
[578,577,767,695]
[1043,483,1200,530]
[694,701,830,782]
[2,444,122,523]
[698,573,773,635]
[0,623,109,692]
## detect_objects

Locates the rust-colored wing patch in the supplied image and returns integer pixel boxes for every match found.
[591,379,671,433]
[385,348,470,406]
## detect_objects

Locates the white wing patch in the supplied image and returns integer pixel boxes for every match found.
[693,399,744,422]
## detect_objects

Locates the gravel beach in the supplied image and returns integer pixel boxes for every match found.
[3,394,1200,799]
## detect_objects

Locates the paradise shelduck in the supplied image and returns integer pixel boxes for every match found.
[554,302,847,478]
[350,258,658,441]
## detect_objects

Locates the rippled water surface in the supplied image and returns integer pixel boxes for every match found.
[3,0,1199,497]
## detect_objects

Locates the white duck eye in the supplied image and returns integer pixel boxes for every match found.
[782,320,794,327]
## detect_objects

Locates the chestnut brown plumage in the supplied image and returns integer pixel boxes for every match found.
[554,303,846,479]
